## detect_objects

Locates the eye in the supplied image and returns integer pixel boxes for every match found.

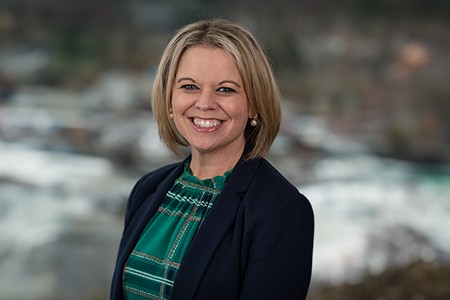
[217,87,236,93]
[181,84,199,91]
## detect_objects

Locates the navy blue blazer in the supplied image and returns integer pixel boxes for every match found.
[110,156,314,299]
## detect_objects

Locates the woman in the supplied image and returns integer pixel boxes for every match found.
[111,19,314,300]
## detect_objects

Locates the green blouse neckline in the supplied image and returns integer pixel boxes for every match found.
[181,160,233,190]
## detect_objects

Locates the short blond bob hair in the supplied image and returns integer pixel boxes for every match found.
[152,18,281,160]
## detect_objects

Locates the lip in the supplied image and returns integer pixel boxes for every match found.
[189,117,224,132]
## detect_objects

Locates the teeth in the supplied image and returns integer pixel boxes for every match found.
[193,118,222,128]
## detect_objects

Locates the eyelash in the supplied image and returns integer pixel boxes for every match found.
[181,84,198,91]
[217,87,236,93]
[180,85,236,93]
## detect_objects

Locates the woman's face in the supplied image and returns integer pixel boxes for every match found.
[171,46,250,159]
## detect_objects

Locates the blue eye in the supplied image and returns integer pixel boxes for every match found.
[217,87,235,93]
[181,84,198,90]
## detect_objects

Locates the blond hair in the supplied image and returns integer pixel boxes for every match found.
[152,19,281,159]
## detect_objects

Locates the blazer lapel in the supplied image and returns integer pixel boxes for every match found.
[171,158,262,299]
[115,161,185,287]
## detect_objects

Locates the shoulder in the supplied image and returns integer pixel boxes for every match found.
[125,161,183,215]
[233,157,312,217]
[254,158,299,193]
[248,158,306,202]
[231,158,313,251]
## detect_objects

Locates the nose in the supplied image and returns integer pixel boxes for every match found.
[195,90,218,110]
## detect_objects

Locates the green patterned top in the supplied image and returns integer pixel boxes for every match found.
[123,161,232,300]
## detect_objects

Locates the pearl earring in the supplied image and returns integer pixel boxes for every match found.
[250,114,258,127]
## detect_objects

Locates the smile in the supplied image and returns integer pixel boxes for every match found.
[192,118,222,128]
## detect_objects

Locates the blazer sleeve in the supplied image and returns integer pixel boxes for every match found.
[122,175,146,229]
[240,192,314,300]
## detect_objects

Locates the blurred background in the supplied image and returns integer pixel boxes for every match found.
[0,0,449,299]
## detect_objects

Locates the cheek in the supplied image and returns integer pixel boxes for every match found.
[171,92,194,112]
[170,94,184,113]
[236,101,250,124]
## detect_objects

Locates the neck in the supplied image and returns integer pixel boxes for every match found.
[190,146,244,180]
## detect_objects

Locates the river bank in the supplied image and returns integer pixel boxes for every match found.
[308,260,450,300]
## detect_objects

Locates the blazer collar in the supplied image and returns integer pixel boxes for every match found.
[171,157,262,299]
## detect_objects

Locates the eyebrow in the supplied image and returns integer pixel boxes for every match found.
[176,77,242,88]
[176,77,196,83]
[219,80,241,88]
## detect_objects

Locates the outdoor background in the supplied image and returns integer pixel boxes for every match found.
[0,0,449,299]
